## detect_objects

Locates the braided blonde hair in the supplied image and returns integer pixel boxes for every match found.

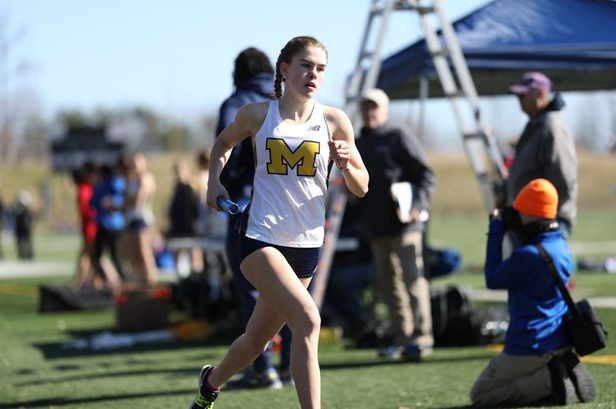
[273,36,328,99]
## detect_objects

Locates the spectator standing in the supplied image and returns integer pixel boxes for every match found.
[167,158,202,274]
[90,158,128,285]
[356,88,436,362]
[505,72,578,237]
[72,162,102,288]
[470,178,594,406]
[124,153,158,286]
[12,190,34,260]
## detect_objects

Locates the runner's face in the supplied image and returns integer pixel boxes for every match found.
[282,45,327,99]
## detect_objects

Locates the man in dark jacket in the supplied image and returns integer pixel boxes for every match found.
[505,72,578,237]
[356,88,436,362]
[216,47,274,206]
[215,47,291,390]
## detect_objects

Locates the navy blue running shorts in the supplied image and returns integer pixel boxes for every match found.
[127,217,149,231]
[239,236,321,278]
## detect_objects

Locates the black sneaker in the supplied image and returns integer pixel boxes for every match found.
[377,344,403,358]
[189,365,219,409]
[401,343,433,362]
[278,367,295,387]
[562,351,595,402]
[547,356,576,405]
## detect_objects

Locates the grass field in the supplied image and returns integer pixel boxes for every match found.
[1,230,616,408]
[0,151,615,408]
[0,272,615,409]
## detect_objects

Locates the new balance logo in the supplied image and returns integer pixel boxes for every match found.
[308,125,321,132]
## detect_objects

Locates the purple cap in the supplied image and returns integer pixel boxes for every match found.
[508,72,552,95]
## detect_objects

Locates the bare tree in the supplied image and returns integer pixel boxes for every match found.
[0,9,29,162]
[10,84,45,160]
[18,116,47,160]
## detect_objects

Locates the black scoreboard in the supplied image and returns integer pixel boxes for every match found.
[49,126,124,172]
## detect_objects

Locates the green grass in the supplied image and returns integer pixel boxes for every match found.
[433,270,616,299]
[0,232,80,263]
[0,278,615,409]
[1,264,616,408]
[1,152,615,408]
[426,208,616,270]
[0,270,616,409]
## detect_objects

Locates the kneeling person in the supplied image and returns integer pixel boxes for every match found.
[470,178,594,407]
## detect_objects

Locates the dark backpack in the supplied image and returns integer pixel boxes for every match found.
[431,285,472,344]
[431,285,509,346]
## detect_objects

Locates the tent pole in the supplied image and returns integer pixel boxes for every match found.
[418,75,428,144]
[406,0,506,211]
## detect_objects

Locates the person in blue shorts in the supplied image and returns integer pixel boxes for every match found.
[188,35,369,409]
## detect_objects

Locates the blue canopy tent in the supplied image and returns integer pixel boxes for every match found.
[377,0,616,99]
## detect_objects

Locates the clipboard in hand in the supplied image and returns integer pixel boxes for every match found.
[390,182,413,223]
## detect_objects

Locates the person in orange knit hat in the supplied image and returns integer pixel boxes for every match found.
[513,178,558,219]
[470,178,595,407]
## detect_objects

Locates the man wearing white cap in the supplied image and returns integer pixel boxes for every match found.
[356,88,436,361]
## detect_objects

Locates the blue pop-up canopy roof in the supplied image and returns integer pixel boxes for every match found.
[377,0,616,99]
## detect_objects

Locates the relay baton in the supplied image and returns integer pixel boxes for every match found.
[217,196,240,215]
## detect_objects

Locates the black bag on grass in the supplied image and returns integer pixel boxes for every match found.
[431,286,509,346]
[564,299,608,356]
[39,285,113,312]
[431,286,472,345]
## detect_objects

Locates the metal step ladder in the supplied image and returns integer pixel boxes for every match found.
[407,0,507,211]
[312,0,506,310]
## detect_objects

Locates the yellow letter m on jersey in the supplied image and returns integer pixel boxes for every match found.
[266,138,320,176]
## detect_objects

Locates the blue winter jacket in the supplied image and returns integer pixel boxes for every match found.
[215,73,274,203]
[90,175,126,231]
[485,218,572,355]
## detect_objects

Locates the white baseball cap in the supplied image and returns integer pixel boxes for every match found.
[361,88,390,109]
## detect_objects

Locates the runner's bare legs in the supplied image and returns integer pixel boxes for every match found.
[207,246,321,409]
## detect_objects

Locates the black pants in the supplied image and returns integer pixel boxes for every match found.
[16,232,33,259]
[92,227,126,281]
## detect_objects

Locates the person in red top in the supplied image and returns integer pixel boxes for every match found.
[72,162,104,288]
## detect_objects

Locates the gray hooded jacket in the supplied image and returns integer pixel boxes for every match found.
[506,93,578,227]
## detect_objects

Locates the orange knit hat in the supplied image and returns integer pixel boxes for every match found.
[513,178,558,219]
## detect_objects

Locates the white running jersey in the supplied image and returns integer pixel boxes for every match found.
[245,100,331,247]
